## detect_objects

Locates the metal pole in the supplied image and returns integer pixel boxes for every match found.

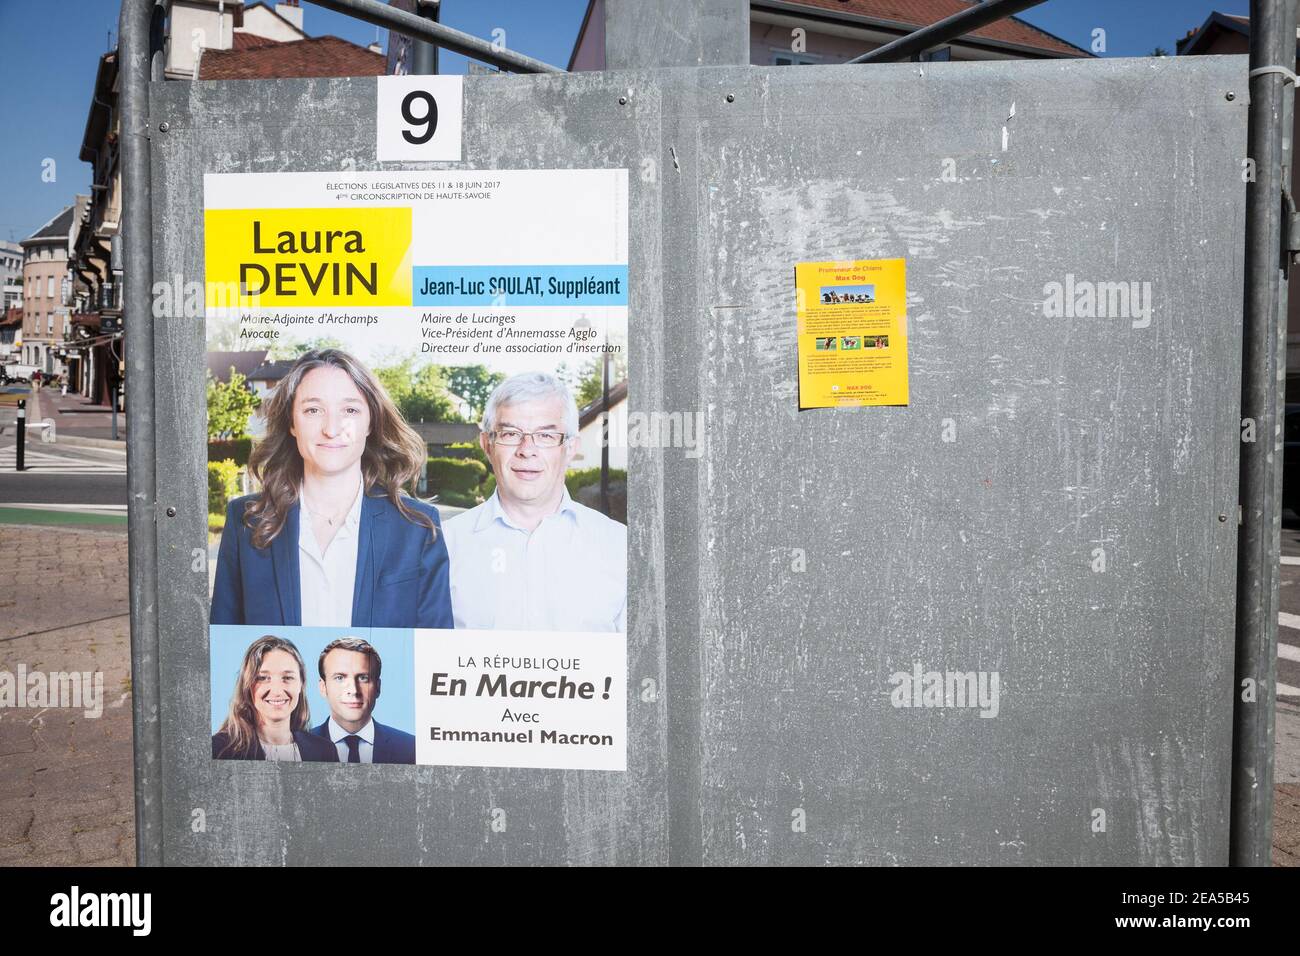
[15,399,25,472]
[120,0,164,867]
[111,381,119,441]
[848,0,1048,64]
[1232,0,1296,866]
[305,0,565,74]
[410,0,440,76]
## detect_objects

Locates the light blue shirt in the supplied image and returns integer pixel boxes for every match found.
[441,490,627,632]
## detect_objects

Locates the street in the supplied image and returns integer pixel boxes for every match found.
[0,434,126,511]
[1275,523,1300,706]
[0,383,127,518]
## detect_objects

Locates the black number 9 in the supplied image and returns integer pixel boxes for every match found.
[401,90,438,145]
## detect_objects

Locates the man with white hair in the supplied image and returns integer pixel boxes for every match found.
[440,371,627,632]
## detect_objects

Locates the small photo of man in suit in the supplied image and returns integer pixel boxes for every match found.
[312,636,416,764]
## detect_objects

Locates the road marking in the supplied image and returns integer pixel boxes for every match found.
[2,502,126,516]
[1283,556,1300,566]
[1280,612,1300,630]
[1279,642,1300,664]
[1280,681,1300,699]
[0,447,126,475]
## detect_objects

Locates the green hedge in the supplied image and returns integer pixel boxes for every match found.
[446,441,490,469]
[208,438,253,466]
[427,456,487,495]
[565,467,627,498]
[208,459,241,515]
[436,490,480,509]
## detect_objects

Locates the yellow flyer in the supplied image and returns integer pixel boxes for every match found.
[796,258,909,408]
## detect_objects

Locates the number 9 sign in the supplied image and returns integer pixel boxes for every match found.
[377,75,463,162]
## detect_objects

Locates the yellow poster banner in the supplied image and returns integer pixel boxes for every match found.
[204,206,413,308]
[795,258,909,409]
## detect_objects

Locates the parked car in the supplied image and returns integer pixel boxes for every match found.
[1,364,38,383]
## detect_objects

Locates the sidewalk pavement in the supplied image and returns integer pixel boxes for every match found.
[1275,703,1300,866]
[1277,783,1300,866]
[0,522,1297,866]
[26,385,126,443]
[0,525,134,866]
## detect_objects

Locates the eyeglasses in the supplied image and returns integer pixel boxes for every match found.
[489,427,568,449]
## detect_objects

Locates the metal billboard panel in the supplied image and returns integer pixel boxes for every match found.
[147,53,1246,865]
[677,56,1246,866]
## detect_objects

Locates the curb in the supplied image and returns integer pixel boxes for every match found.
[11,389,128,450]
[0,425,128,450]
[51,434,128,451]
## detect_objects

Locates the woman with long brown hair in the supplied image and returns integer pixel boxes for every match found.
[210,348,453,628]
[211,635,338,761]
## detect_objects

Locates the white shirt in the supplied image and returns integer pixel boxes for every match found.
[298,484,363,627]
[259,738,301,762]
[441,490,626,632]
[325,716,376,764]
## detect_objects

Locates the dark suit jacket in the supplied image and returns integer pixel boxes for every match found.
[210,492,453,629]
[312,718,417,765]
[211,728,339,762]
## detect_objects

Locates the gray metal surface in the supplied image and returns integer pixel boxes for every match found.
[676,56,1245,866]
[147,53,1247,865]
[120,0,165,868]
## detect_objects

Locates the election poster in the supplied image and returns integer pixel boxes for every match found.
[204,170,628,771]
[795,258,909,408]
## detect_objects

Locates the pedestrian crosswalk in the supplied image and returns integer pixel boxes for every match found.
[1275,612,1300,699]
[0,445,126,475]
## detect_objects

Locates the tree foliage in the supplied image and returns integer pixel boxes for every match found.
[206,369,261,440]
[445,364,505,418]
[374,358,461,423]
[572,353,628,408]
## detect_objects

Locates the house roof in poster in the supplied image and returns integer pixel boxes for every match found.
[207,350,269,383]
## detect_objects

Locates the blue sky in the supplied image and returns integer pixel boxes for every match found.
[1017,0,1247,57]
[0,0,1250,242]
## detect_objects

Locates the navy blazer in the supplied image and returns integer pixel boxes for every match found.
[312,719,416,765]
[211,728,339,762]
[210,492,453,629]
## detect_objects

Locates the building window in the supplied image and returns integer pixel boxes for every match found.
[919,46,952,62]
[772,51,820,66]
